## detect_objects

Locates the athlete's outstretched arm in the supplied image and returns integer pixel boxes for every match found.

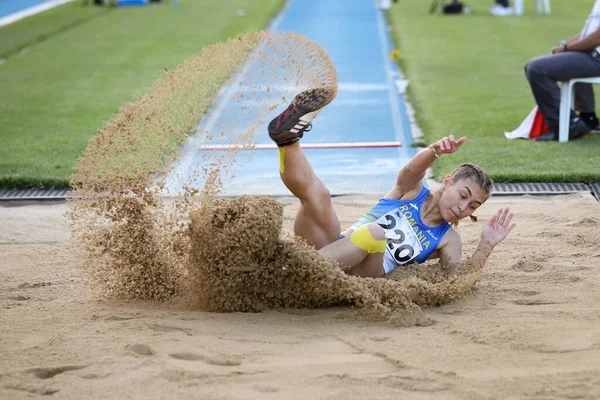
[386,135,468,198]
[439,207,516,272]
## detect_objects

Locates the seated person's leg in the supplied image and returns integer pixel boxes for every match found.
[489,0,513,16]
[524,54,562,134]
[525,52,598,140]
[574,83,599,130]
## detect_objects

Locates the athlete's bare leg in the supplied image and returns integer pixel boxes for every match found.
[318,225,386,277]
[268,88,339,249]
[277,143,340,249]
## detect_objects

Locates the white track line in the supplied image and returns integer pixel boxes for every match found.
[0,0,74,27]
[198,141,402,150]
[374,2,404,144]
[198,0,294,134]
[161,0,296,192]
[268,0,293,30]
[210,82,388,94]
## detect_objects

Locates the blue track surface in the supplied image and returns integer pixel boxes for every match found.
[164,0,417,196]
[2,0,416,196]
[0,0,55,18]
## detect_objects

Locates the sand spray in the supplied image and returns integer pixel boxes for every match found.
[68,31,483,325]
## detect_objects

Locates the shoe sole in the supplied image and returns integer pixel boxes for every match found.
[268,87,336,146]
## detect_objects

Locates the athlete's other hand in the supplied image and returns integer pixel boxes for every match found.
[428,135,467,156]
[482,207,515,248]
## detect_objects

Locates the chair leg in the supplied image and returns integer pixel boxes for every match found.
[429,0,441,14]
[515,0,523,15]
[558,81,572,143]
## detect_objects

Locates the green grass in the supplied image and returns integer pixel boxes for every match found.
[0,2,108,60]
[0,0,283,189]
[388,0,600,182]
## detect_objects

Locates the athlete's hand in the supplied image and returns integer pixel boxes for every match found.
[428,135,467,156]
[481,207,515,248]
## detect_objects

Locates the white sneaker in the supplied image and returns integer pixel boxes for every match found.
[488,5,514,16]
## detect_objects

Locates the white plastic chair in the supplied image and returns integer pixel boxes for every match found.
[514,0,551,16]
[558,77,600,142]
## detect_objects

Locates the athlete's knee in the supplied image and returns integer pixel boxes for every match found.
[350,223,386,254]
[313,184,332,205]
[303,185,333,215]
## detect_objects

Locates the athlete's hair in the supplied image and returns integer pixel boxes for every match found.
[449,163,493,224]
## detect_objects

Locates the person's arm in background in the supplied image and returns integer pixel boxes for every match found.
[552,28,600,54]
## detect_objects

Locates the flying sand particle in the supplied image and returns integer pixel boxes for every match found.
[68,31,484,325]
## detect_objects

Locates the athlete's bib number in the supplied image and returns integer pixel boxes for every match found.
[376,212,423,265]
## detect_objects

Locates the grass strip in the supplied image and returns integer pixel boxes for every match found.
[0,1,109,60]
[388,0,600,182]
[0,0,283,188]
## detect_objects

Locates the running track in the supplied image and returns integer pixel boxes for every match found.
[163,0,417,196]
[0,0,73,27]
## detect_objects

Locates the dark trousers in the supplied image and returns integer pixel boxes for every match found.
[496,0,510,7]
[524,51,600,130]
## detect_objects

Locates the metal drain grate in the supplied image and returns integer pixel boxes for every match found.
[1,184,599,201]
[0,189,70,201]
[589,183,600,201]
[493,182,590,195]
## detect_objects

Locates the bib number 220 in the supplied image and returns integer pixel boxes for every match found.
[378,215,415,264]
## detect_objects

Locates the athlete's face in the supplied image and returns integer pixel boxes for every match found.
[439,177,488,223]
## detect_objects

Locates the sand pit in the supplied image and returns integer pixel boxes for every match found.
[2,28,599,399]
[2,192,600,399]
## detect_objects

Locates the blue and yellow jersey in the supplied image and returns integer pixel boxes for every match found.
[349,186,452,272]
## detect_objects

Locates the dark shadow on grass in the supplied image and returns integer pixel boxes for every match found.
[0,5,113,61]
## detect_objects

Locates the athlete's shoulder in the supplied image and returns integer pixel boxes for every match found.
[384,182,428,201]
